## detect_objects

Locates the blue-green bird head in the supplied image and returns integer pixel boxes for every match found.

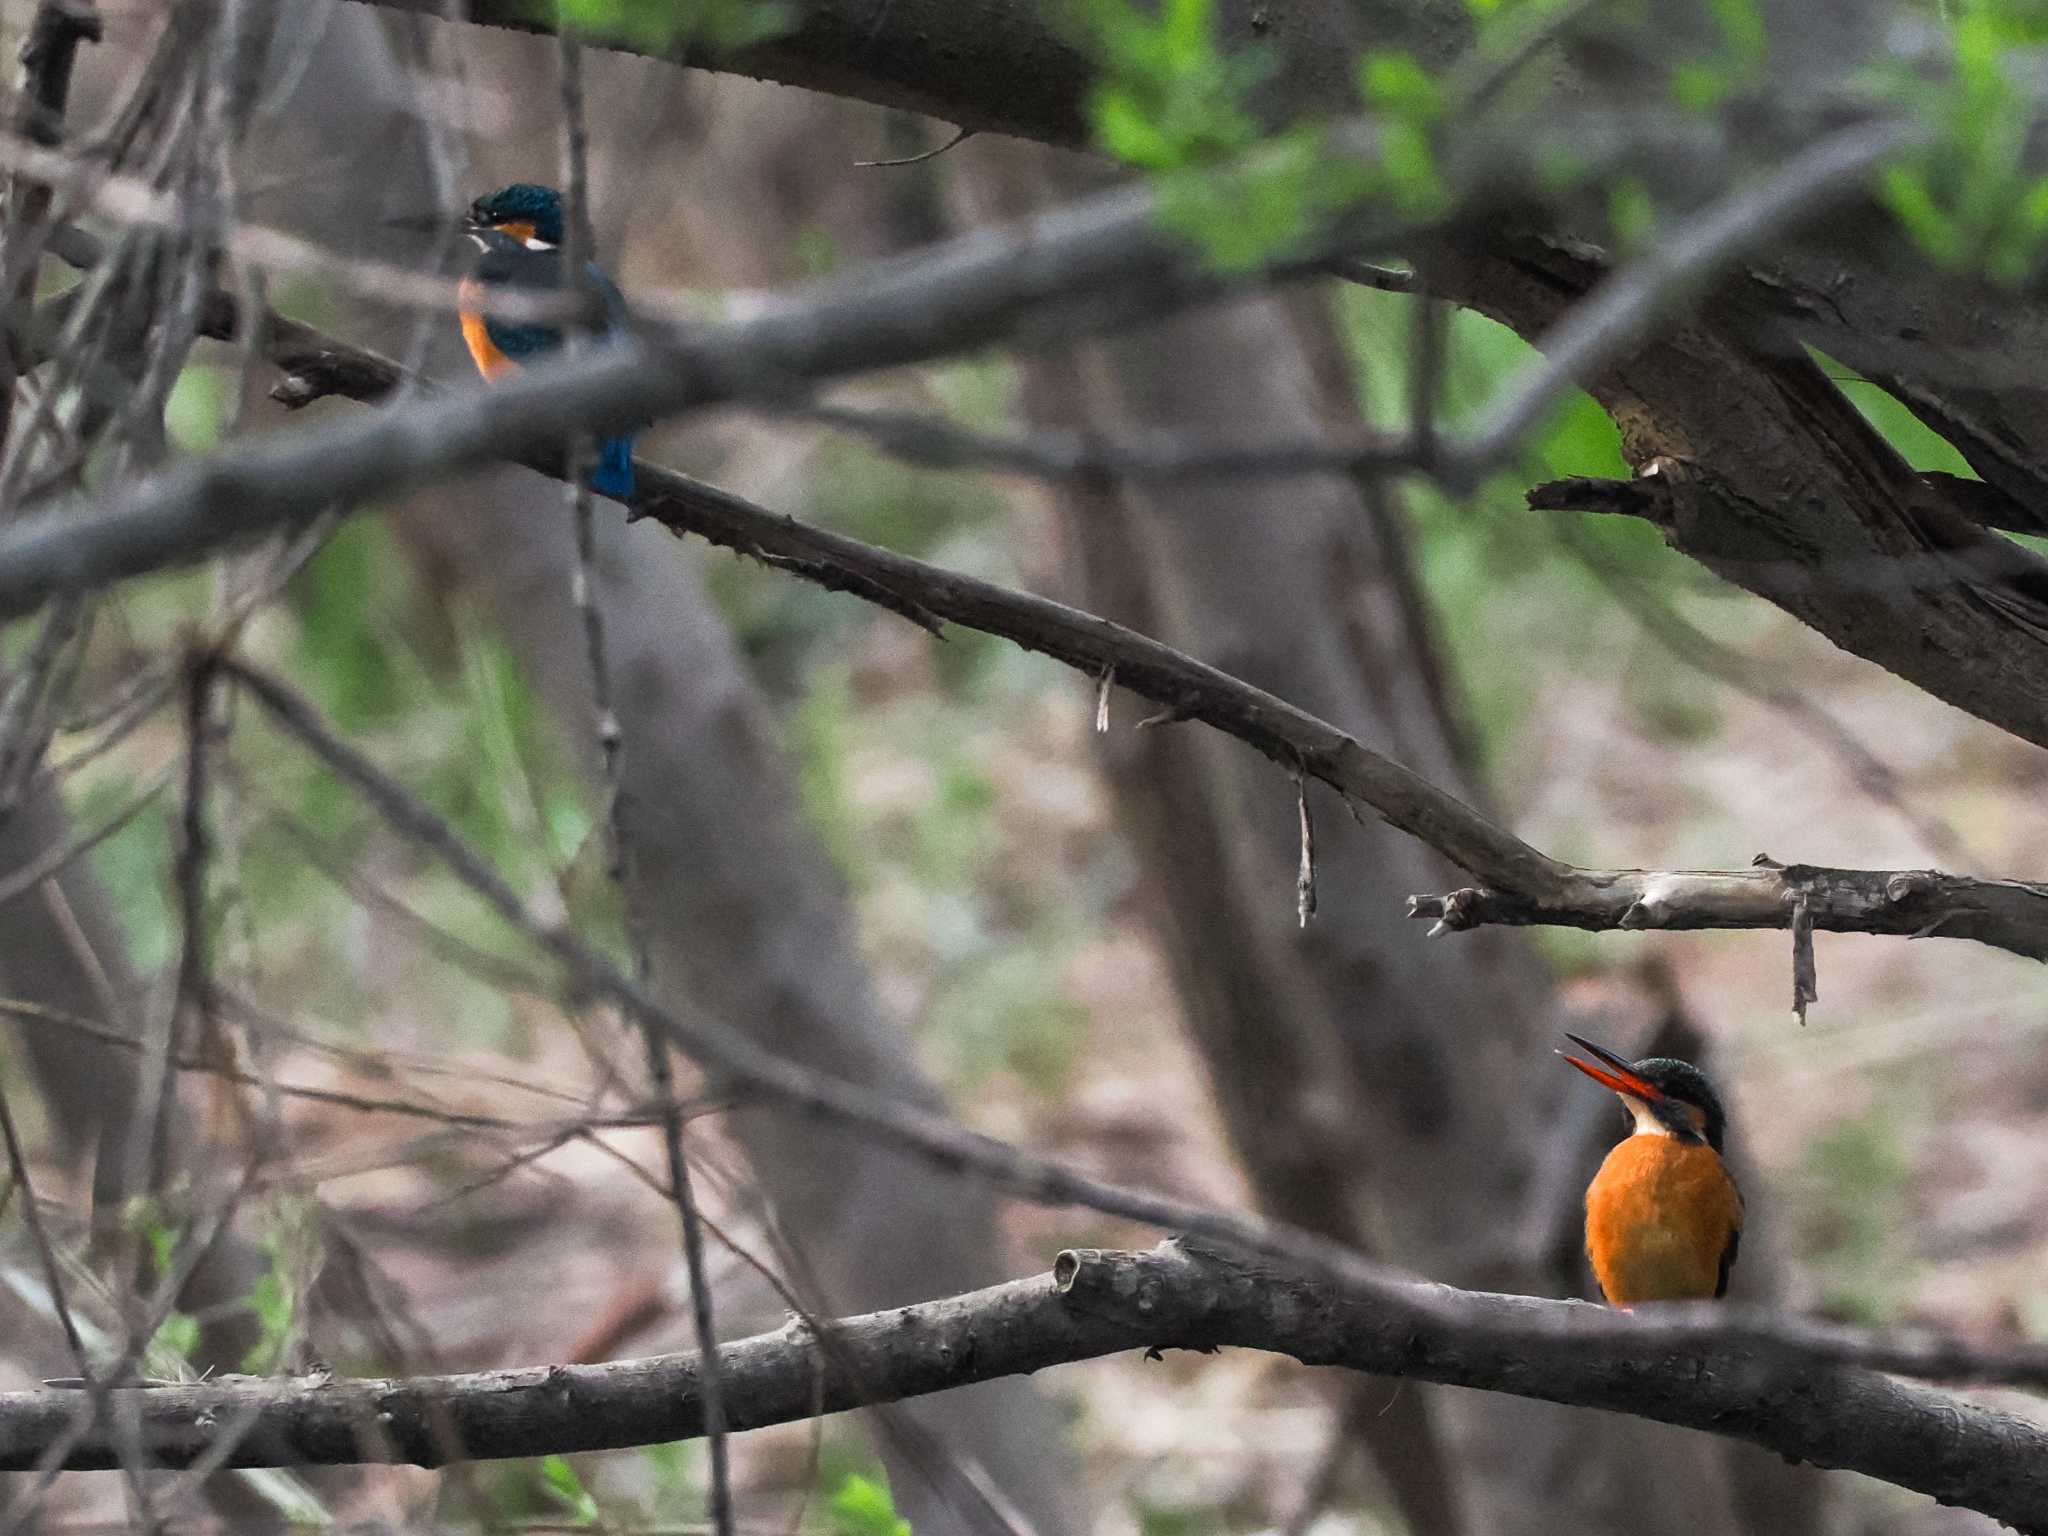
[465,183,564,246]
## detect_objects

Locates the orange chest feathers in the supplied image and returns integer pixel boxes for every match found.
[458,276,520,380]
[1584,1135,1743,1306]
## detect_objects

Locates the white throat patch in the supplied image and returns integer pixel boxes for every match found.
[1622,1095,1675,1137]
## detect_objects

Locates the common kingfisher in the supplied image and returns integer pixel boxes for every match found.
[1558,1033,1743,1307]
[459,183,636,499]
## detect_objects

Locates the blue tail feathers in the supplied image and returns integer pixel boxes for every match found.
[586,433,636,500]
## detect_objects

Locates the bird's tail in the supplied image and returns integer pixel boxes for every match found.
[586,434,636,500]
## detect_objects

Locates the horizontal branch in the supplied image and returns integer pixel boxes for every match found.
[8,1243,2048,1530]
[1409,858,2048,960]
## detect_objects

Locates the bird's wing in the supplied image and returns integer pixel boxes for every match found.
[482,260,627,360]
[477,242,566,361]
[1714,1224,1740,1299]
[583,260,631,337]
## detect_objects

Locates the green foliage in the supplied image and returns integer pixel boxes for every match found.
[78,774,177,972]
[289,517,414,732]
[165,364,231,455]
[1876,6,2048,283]
[1072,0,1420,271]
[1800,1102,1915,1322]
[1604,175,1658,253]
[150,1311,201,1363]
[241,1203,318,1373]
[539,1455,601,1525]
[831,1472,912,1536]
[1334,282,1698,776]
[790,661,864,883]
[793,227,841,278]
[1810,350,1979,477]
[1077,0,1269,170]
[637,1441,699,1517]
[549,0,793,53]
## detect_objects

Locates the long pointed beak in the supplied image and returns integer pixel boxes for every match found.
[1558,1032,1665,1102]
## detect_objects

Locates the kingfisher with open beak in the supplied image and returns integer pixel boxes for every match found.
[459,182,637,499]
[1558,1033,1743,1307]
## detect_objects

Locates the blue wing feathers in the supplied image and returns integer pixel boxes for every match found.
[471,238,637,500]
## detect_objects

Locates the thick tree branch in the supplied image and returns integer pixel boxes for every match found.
[4,1243,2046,1531]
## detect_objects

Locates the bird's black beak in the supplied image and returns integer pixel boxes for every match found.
[1557,1032,1665,1103]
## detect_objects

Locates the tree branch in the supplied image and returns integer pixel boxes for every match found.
[4,1242,2046,1531]
[0,135,1388,624]
[1407,859,2048,960]
[330,0,2048,760]
[184,297,2048,971]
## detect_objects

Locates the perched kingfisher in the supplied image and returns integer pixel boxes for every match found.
[459,183,636,499]
[1558,1033,1744,1307]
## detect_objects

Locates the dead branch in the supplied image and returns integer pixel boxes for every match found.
[167,296,2048,972]
[1,1242,2045,1531]
[1407,860,2048,960]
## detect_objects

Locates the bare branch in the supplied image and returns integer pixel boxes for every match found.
[0,142,1380,622]
[1407,861,2048,960]
[169,299,2048,970]
[4,1243,2047,1530]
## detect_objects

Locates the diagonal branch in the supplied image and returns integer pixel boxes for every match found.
[3,1243,2045,1531]
[187,298,2048,969]
[0,138,1376,623]
[339,0,2048,760]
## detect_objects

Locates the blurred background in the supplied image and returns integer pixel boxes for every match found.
[3,4,2046,1535]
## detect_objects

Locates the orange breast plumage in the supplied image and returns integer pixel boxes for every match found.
[458,275,520,380]
[1584,1135,1743,1306]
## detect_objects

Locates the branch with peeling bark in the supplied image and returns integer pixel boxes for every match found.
[8,1243,2048,1531]
[1408,857,2048,960]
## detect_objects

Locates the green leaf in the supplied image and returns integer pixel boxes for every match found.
[1357,50,1444,122]
[831,1473,913,1536]
[549,0,794,54]
[539,1455,601,1524]
[1878,165,1963,268]
[152,1311,201,1362]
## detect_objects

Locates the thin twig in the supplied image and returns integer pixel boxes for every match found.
[556,27,733,1536]
[854,124,973,167]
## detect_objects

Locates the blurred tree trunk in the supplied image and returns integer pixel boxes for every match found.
[955,140,1819,1536]
[396,466,1084,1536]
[248,13,1088,1534]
